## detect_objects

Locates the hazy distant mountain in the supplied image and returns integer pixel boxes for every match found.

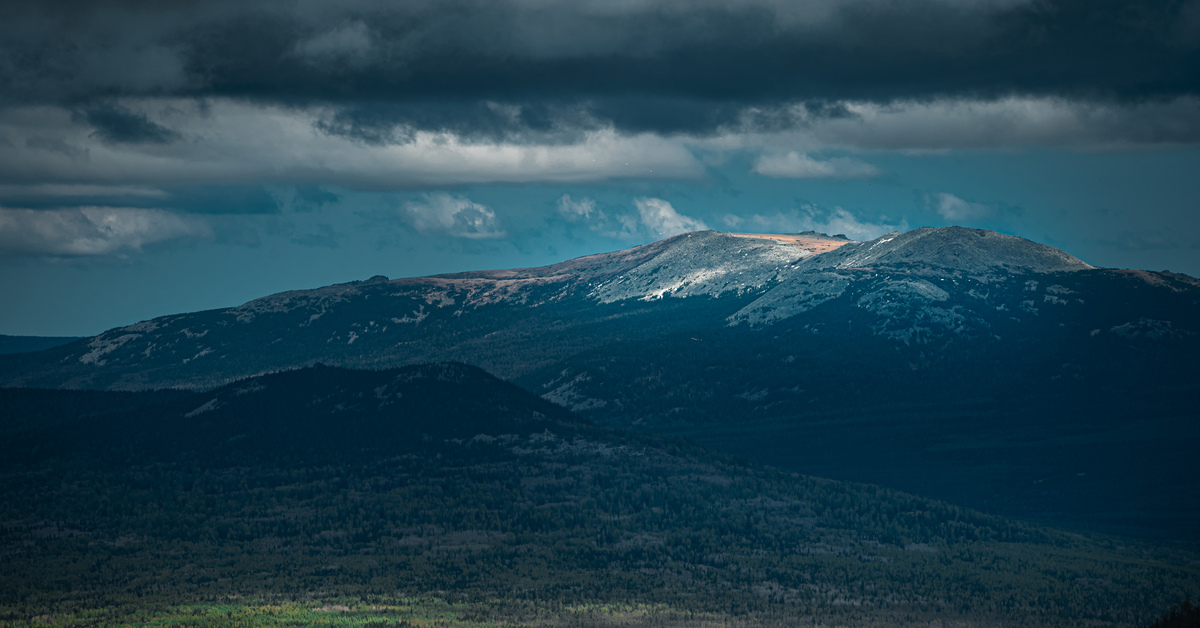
[0,334,81,355]
[2,226,1197,536]
[2,364,1196,627]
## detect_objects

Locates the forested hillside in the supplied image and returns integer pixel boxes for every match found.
[1,364,1196,627]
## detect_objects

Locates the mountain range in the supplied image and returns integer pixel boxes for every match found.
[2,226,1197,538]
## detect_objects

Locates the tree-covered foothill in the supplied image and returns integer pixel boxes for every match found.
[1,364,1196,627]
[1142,599,1200,628]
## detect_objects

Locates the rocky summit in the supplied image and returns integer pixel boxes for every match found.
[802,226,1093,274]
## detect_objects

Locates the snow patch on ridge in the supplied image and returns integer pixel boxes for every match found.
[590,232,806,304]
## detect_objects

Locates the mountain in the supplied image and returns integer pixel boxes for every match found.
[2,364,1197,628]
[0,230,853,390]
[0,227,1171,392]
[2,226,1197,537]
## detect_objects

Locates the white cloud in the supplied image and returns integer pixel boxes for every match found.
[555,196,704,240]
[607,214,641,240]
[816,98,1088,150]
[732,205,904,242]
[402,194,506,239]
[752,151,879,179]
[556,194,596,220]
[4,96,1197,208]
[792,206,904,241]
[928,192,993,221]
[634,197,707,237]
[0,100,705,192]
[0,207,210,257]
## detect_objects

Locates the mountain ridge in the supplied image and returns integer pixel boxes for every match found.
[0,226,1133,393]
[802,226,1094,274]
[1,226,1196,537]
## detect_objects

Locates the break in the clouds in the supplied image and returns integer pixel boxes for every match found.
[403,194,506,239]
[0,207,210,257]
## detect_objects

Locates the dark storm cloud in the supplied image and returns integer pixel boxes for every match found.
[313,101,600,146]
[315,98,751,144]
[0,183,279,215]
[75,104,181,145]
[2,0,1198,138]
[0,185,166,211]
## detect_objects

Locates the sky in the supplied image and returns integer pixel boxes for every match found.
[1,0,1199,336]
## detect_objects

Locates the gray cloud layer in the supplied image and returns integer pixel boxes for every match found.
[3,0,1198,140]
[0,206,210,257]
[0,0,1197,243]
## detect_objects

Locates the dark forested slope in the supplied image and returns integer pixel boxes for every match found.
[1,364,1197,627]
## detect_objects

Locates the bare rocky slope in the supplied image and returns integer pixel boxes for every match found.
[2,226,1197,537]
